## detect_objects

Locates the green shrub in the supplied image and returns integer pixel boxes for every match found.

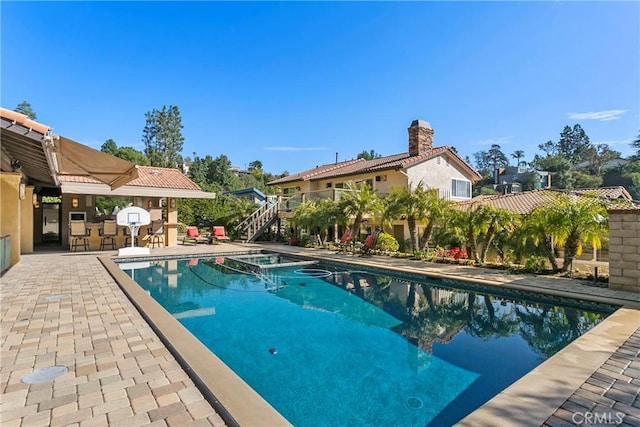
[376,232,399,252]
[524,256,548,273]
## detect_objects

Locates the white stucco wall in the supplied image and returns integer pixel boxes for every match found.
[406,154,473,200]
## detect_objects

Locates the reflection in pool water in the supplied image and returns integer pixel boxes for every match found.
[121,256,615,427]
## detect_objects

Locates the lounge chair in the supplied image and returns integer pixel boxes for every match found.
[184,226,210,244]
[336,229,353,253]
[211,226,231,242]
[360,231,380,256]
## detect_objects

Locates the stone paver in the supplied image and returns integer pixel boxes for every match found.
[2,242,640,426]
[1,249,228,427]
[544,330,640,427]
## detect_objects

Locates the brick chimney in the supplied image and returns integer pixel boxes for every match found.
[408,120,434,156]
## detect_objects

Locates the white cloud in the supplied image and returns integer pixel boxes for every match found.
[593,138,633,147]
[476,136,514,146]
[568,110,627,121]
[264,146,327,152]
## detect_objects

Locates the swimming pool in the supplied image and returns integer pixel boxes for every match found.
[119,254,616,426]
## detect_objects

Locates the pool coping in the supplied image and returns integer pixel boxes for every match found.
[102,248,640,426]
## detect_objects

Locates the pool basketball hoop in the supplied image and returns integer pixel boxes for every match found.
[117,207,151,256]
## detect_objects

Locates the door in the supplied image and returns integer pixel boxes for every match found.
[393,224,404,248]
[42,203,60,242]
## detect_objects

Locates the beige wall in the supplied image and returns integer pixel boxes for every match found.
[20,186,34,254]
[166,197,178,246]
[0,173,23,267]
[609,209,640,293]
[406,154,472,200]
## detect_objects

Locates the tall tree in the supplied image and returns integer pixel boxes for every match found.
[101,139,118,155]
[632,132,640,158]
[580,143,620,175]
[14,101,37,120]
[142,105,185,168]
[531,154,574,189]
[207,154,240,190]
[557,124,591,163]
[187,154,214,187]
[248,160,263,172]
[511,150,525,167]
[473,144,509,176]
[357,150,382,160]
[100,139,148,165]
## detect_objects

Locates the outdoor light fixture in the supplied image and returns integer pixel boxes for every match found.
[32,193,40,208]
[71,197,79,208]
[11,159,22,172]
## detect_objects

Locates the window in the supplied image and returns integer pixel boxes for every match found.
[283,187,297,195]
[451,179,471,198]
[326,183,332,188]
[334,183,344,189]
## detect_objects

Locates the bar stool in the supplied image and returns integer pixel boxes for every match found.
[149,220,165,248]
[123,227,139,247]
[69,220,90,251]
[99,219,117,250]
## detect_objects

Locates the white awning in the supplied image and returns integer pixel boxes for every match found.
[60,181,216,199]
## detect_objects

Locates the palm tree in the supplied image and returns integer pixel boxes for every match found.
[291,201,318,240]
[478,206,516,264]
[337,181,382,242]
[521,205,560,272]
[315,198,344,243]
[511,150,525,167]
[448,204,491,263]
[291,199,343,244]
[382,184,430,252]
[547,194,608,272]
[419,190,453,251]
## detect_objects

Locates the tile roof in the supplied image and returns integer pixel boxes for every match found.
[457,187,637,214]
[59,166,201,190]
[0,107,50,135]
[268,146,481,184]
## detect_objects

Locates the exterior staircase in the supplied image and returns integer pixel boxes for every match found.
[236,199,281,242]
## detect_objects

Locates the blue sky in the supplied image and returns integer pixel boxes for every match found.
[2,1,638,175]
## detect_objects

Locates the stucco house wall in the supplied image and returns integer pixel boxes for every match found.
[0,172,23,268]
[407,154,472,200]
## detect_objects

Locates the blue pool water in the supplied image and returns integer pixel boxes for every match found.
[121,255,615,426]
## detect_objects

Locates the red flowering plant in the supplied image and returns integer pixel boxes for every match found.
[446,247,468,260]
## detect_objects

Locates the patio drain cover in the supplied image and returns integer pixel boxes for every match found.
[21,366,69,384]
[44,294,69,301]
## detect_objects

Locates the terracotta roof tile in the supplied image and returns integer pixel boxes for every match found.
[457,187,637,214]
[268,146,481,184]
[0,107,51,135]
[59,166,201,190]
[269,158,366,185]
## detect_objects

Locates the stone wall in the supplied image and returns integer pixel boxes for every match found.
[608,209,640,292]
